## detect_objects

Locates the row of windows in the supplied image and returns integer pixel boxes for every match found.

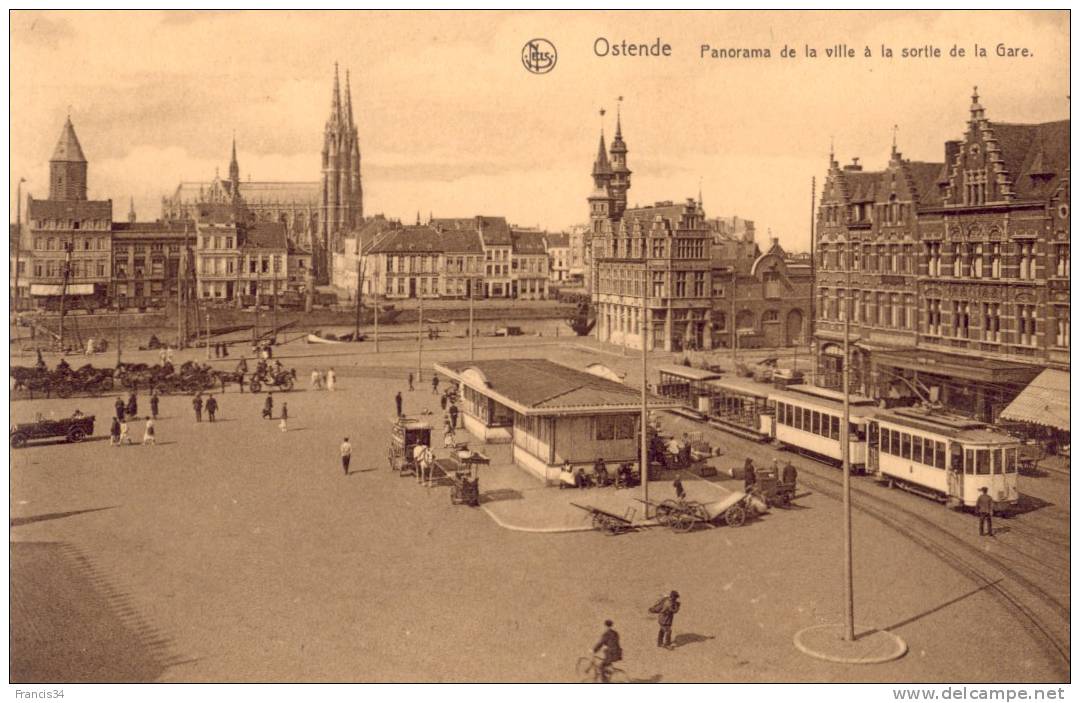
[33,236,107,252]
[776,401,844,441]
[922,299,1052,348]
[820,240,1049,281]
[34,261,108,278]
[32,219,109,230]
[878,427,947,469]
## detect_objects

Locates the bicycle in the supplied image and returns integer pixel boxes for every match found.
[575,655,629,683]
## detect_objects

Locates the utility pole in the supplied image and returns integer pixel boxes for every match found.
[841,255,854,641]
[417,281,424,382]
[730,268,737,367]
[640,266,650,517]
[810,175,818,385]
[206,305,211,359]
[58,241,73,351]
[354,235,363,340]
[374,270,380,352]
[115,276,122,366]
[468,280,475,361]
[13,177,25,313]
[253,252,260,345]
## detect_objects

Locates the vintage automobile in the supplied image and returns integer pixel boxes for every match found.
[11,412,95,448]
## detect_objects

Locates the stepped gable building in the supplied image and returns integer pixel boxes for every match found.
[26,117,113,311]
[814,88,1069,424]
[589,108,714,351]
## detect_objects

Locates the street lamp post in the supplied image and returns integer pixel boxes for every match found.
[841,257,854,641]
[417,280,424,382]
[13,177,25,313]
[468,280,475,361]
[640,267,650,516]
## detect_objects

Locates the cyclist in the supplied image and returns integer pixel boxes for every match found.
[591,619,622,682]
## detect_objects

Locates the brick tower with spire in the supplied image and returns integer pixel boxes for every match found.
[49,116,88,201]
[318,63,363,282]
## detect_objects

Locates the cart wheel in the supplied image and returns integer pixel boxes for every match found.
[10,432,27,448]
[671,513,695,533]
[776,492,791,508]
[687,501,709,522]
[281,377,294,392]
[387,447,396,470]
[67,428,87,443]
[655,499,678,525]
[101,377,114,391]
[591,513,607,531]
[55,383,73,399]
[725,505,747,528]
[602,519,622,536]
[249,379,261,393]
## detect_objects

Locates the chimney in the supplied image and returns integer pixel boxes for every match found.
[843,157,863,172]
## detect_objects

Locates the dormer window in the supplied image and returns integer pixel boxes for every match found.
[965,169,988,205]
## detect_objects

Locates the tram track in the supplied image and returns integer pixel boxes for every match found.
[656,409,1070,676]
[795,466,1070,674]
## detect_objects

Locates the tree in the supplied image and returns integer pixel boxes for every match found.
[566,300,596,336]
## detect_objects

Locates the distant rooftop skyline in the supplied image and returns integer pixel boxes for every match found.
[11,10,1069,253]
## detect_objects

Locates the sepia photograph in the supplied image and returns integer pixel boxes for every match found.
[6,8,1071,693]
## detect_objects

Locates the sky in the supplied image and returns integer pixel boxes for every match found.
[9,10,1070,252]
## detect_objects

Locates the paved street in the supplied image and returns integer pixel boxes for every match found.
[9,338,1068,682]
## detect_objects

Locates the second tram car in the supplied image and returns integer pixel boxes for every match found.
[768,385,877,471]
[868,407,1020,508]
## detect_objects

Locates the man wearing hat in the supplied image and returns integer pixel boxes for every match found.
[976,486,994,537]
[650,590,681,649]
[591,619,622,682]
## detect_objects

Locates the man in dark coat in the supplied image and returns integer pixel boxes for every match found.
[206,395,218,422]
[976,487,994,537]
[407,372,414,392]
[650,590,681,649]
[192,393,203,422]
[449,403,459,429]
[592,620,622,682]
[262,393,274,420]
[395,391,403,417]
[150,391,160,420]
[114,397,126,422]
[781,460,798,488]
[673,476,686,501]
[127,392,138,418]
[743,458,757,493]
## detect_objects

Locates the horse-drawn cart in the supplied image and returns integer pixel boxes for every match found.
[638,490,767,532]
[387,417,432,476]
[571,503,639,536]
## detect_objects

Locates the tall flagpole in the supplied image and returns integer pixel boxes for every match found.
[841,251,854,641]
[640,267,649,516]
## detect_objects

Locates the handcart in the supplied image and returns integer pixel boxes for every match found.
[571,503,639,536]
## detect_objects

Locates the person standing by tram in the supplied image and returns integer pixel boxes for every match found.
[976,487,994,537]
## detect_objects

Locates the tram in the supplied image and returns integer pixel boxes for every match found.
[867,407,1020,508]
[767,385,877,471]
[655,365,724,417]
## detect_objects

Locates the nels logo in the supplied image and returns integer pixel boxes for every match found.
[522,38,557,74]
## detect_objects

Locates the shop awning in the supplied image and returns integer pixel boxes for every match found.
[998,369,1070,432]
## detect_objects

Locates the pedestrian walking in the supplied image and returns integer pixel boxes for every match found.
[408,372,414,391]
[341,437,352,475]
[206,394,218,422]
[432,375,439,395]
[127,392,138,418]
[109,416,121,446]
[193,393,203,422]
[395,391,403,417]
[159,348,168,365]
[262,393,274,420]
[673,476,686,501]
[440,393,448,411]
[781,460,798,489]
[743,458,757,493]
[326,368,336,392]
[115,397,126,422]
[279,403,289,432]
[649,590,681,649]
[142,417,156,445]
[118,419,132,445]
[237,356,248,374]
[311,369,322,391]
[150,391,160,420]
[977,487,994,537]
[449,403,459,429]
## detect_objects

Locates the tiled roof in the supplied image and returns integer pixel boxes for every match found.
[27,198,112,221]
[989,120,1069,200]
[170,181,319,205]
[842,170,882,202]
[622,200,700,231]
[905,161,946,207]
[543,232,570,248]
[433,215,512,246]
[112,221,192,239]
[243,222,287,250]
[441,229,484,254]
[511,230,548,255]
[437,359,674,412]
[369,226,445,254]
[998,368,1069,431]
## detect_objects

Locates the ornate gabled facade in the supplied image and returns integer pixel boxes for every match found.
[814,88,1069,423]
[318,64,364,280]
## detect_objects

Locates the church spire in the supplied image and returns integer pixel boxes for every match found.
[344,69,354,128]
[128,197,136,223]
[329,62,342,124]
